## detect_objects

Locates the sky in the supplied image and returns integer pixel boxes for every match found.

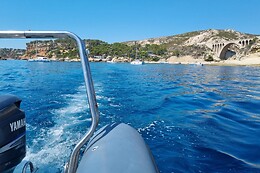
[1,0,260,48]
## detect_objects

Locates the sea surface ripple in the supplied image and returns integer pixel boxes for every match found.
[0,60,259,173]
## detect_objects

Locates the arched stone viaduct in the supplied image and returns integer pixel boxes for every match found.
[212,39,253,59]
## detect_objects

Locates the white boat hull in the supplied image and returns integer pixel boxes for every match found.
[28,57,50,62]
[130,60,144,65]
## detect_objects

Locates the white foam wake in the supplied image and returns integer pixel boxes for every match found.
[18,85,92,172]
[15,82,113,172]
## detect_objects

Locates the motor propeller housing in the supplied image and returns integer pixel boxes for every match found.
[0,95,26,173]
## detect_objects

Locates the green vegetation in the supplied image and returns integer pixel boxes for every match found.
[25,38,168,61]
[176,30,201,38]
[31,38,79,59]
[85,39,167,60]
[53,38,78,59]
[165,37,189,47]
[216,31,238,40]
[171,49,180,57]
[85,40,132,57]
[0,48,25,59]
[204,55,214,61]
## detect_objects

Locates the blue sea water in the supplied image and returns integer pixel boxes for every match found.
[0,60,260,173]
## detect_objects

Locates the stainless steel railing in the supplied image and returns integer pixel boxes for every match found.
[0,31,100,173]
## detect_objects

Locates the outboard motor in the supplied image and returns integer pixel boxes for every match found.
[0,95,26,173]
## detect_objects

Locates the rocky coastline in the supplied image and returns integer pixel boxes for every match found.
[1,29,260,66]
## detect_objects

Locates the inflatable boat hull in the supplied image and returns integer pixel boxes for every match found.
[77,123,159,173]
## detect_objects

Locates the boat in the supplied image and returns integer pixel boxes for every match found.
[28,41,50,62]
[130,59,144,65]
[107,60,116,63]
[28,56,50,62]
[194,62,204,66]
[0,31,158,173]
[130,41,144,65]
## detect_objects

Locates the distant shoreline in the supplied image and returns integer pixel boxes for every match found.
[2,54,260,67]
[166,53,260,67]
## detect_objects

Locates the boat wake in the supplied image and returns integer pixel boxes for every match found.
[15,85,93,172]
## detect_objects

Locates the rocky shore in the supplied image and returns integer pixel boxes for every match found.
[87,53,260,66]
[1,54,260,66]
[207,53,260,66]
[166,53,260,66]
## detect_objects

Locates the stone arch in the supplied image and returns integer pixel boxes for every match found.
[218,42,239,60]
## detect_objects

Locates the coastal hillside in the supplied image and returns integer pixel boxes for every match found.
[23,39,79,61]
[1,29,260,62]
[125,29,255,46]
[125,29,259,59]
[0,48,25,60]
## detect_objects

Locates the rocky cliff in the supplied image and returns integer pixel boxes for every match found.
[125,29,259,59]
[0,48,25,60]
[23,39,79,61]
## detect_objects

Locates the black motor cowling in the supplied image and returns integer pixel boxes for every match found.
[0,95,26,173]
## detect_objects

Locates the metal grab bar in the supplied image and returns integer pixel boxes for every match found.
[0,31,100,173]
[22,161,38,173]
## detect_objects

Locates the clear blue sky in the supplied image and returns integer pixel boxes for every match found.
[1,0,260,48]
